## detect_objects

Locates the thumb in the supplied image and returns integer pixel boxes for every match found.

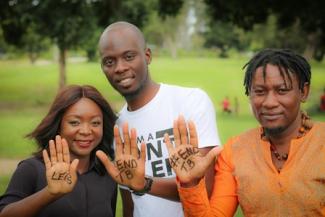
[205,146,223,164]
[70,159,79,175]
[96,150,120,181]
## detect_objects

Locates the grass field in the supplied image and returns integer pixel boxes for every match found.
[0,56,324,216]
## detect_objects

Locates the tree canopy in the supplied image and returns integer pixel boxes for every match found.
[204,0,325,60]
[0,0,182,88]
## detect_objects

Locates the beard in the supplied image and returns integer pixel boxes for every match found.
[121,69,149,101]
[264,126,285,136]
[122,81,146,101]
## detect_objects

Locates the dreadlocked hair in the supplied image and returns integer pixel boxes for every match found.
[242,48,311,96]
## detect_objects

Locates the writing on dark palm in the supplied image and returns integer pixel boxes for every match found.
[51,171,72,184]
[170,147,199,172]
[116,159,138,182]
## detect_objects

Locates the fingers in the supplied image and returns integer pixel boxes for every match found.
[114,125,123,156]
[55,135,63,162]
[164,133,173,154]
[205,146,223,165]
[122,122,131,154]
[130,128,138,157]
[62,138,70,163]
[96,150,120,180]
[70,159,79,174]
[140,142,146,163]
[178,115,188,145]
[188,120,198,148]
[173,120,181,147]
[49,140,57,164]
[43,149,51,171]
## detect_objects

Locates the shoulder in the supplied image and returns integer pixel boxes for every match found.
[314,121,325,128]
[161,83,212,105]
[312,122,325,137]
[224,128,260,150]
[19,156,43,166]
[162,83,208,96]
[16,157,44,174]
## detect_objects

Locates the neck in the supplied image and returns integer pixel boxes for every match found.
[267,113,303,147]
[126,81,160,111]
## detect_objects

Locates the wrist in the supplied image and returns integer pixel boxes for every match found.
[131,176,153,196]
[43,187,63,201]
[45,186,65,198]
[177,176,201,188]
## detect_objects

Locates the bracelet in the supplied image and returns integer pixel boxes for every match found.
[132,176,153,196]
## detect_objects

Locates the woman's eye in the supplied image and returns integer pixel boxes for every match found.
[92,121,102,127]
[68,121,80,126]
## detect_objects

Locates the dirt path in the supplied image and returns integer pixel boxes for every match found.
[0,158,21,176]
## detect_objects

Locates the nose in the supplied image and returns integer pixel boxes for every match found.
[114,59,128,74]
[79,123,91,135]
[262,91,279,108]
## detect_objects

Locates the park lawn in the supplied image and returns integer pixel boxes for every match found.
[0,57,324,157]
[0,57,324,217]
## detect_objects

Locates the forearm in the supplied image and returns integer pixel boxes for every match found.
[179,178,232,217]
[200,147,216,198]
[0,187,61,217]
[149,177,179,201]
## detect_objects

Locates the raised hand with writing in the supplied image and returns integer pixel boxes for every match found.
[164,116,222,186]
[43,135,79,196]
[96,123,146,191]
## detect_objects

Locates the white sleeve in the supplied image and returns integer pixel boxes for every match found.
[184,88,221,148]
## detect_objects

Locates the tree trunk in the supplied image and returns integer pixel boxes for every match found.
[303,32,318,61]
[58,48,67,89]
[165,36,177,59]
[28,52,38,64]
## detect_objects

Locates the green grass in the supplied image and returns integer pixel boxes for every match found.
[0,57,324,217]
[1,57,324,157]
[0,175,10,192]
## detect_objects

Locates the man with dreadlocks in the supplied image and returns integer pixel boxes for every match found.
[163,48,325,216]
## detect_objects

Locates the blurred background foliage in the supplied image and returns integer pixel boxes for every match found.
[1,0,324,88]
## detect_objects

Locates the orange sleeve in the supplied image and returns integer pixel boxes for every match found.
[178,138,238,217]
[210,139,238,216]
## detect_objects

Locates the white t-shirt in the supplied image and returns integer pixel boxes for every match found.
[117,83,221,217]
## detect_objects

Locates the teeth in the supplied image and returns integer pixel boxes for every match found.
[119,78,132,85]
[78,141,91,146]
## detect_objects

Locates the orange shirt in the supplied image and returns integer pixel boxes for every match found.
[179,122,325,217]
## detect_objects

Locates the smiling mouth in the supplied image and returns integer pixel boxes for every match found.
[75,140,92,148]
[261,113,282,121]
[119,77,133,85]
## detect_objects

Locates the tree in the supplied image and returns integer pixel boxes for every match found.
[204,21,248,57]
[1,0,185,89]
[204,0,325,61]
[249,15,306,53]
[0,0,99,89]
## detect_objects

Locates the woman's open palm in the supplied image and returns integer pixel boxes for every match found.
[43,135,79,196]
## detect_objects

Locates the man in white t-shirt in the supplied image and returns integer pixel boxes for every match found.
[97,21,221,217]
